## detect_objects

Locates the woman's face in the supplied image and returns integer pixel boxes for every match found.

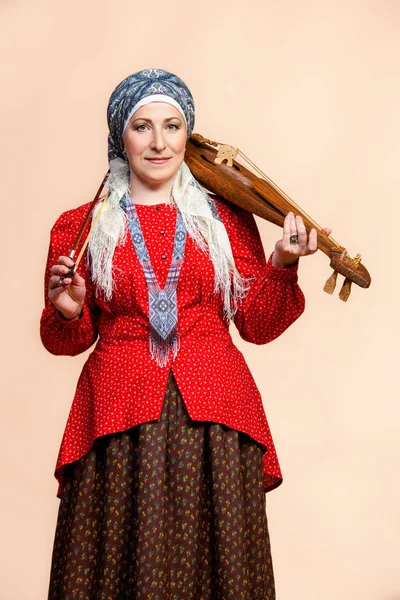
[122,102,187,189]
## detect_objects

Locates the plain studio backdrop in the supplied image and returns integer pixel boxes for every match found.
[1,1,399,598]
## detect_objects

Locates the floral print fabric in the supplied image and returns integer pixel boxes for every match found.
[40,199,305,498]
[48,372,275,599]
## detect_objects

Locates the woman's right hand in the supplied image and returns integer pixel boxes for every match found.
[48,256,86,320]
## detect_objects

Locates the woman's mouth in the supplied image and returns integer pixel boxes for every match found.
[146,157,171,164]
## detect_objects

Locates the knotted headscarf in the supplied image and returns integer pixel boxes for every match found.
[88,69,249,337]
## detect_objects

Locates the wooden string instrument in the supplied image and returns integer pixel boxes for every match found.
[185,133,371,301]
[65,133,371,301]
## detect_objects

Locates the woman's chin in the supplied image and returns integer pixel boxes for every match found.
[142,168,180,186]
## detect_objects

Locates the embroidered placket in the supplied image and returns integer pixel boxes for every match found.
[123,196,187,367]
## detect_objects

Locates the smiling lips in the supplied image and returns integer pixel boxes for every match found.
[146,157,171,164]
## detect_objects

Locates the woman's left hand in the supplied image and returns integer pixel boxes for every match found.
[272,212,332,268]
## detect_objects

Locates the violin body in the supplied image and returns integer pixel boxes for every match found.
[185,133,371,299]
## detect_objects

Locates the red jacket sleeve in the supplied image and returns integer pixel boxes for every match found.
[220,199,305,344]
[40,205,99,356]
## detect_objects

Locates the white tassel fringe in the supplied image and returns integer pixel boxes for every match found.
[89,160,250,317]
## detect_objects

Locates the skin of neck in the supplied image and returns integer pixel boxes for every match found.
[128,167,178,205]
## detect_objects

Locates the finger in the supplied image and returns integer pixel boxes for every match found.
[296,215,307,247]
[287,212,297,248]
[57,256,75,268]
[49,274,72,290]
[69,265,85,285]
[50,264,72,277]
[322,227,332,236]
[283,212,292,246]
[49,266,74,289]
[48,285,65,301]
[289,212,297,237]
[308,228,318,253]
[57,257,80,284]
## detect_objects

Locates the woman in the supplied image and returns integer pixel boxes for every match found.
[41,69,330,599]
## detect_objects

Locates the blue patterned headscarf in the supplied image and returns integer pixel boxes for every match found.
[107,69,195,163]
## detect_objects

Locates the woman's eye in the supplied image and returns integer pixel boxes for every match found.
[167,124,179,130]
[133,123,148,131]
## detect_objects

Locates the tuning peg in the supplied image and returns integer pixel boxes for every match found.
[339,278,352,302]
[323,270,338,295]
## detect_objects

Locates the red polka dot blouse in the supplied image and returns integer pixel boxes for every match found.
[40,196,305,498]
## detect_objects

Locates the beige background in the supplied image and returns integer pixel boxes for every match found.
[1,0,399,597]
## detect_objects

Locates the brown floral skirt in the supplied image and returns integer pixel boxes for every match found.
[48,372,275,599]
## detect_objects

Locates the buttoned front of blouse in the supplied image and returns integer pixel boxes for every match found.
[40,196,305,497]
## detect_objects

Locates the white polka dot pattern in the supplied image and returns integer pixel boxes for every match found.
[40,196,305,497]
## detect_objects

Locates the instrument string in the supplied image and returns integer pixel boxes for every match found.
[236,149,341,248]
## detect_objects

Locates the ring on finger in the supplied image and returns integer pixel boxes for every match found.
[290,234,299,245]
[58,276,64,286]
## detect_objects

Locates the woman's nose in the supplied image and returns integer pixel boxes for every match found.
[150,129,167,151]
